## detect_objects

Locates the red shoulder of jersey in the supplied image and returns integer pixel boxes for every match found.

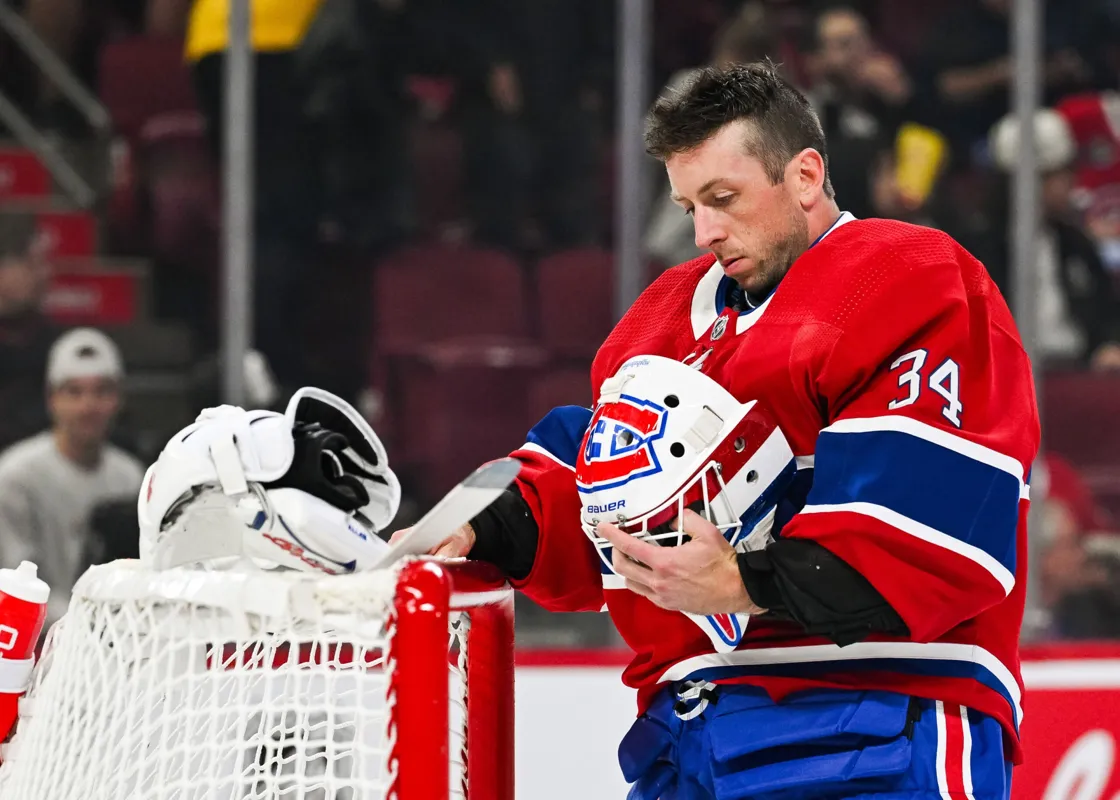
[592,254,716,391]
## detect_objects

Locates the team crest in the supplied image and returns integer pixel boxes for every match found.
[711,315,728,341]
[577,395,669,493]
[686,610,751,652]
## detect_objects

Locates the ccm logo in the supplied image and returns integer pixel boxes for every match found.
[0,625,18,652]
[262,533,335,574]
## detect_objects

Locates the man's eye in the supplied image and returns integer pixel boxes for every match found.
[711,194,734,207]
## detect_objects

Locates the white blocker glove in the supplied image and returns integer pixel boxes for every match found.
[138,387,401,574]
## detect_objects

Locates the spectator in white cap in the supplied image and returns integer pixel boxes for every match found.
[0,327,145,621]
[983,108,1120,371]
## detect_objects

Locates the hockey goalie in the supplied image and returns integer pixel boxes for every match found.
[397,61,1041,799]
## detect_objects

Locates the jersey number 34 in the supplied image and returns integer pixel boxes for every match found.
[887,349,962,427]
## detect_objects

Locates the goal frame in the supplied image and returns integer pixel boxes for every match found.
[0,557,515,800]
[392,559,515,799]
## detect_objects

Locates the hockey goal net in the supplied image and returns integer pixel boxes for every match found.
[0,558,515,800]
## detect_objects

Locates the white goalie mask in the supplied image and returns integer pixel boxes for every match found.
[576,355,797,572]
[138,387,401,574]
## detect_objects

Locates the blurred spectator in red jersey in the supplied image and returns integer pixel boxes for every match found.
[1057,91,1120,275]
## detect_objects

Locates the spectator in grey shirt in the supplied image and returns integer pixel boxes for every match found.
[0,327,145,622]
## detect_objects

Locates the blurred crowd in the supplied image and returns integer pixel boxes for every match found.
[1,0,1120,644]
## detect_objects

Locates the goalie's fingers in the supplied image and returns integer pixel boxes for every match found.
[388,526,412,544]
[433,540,464,558]
[432,524,476,558]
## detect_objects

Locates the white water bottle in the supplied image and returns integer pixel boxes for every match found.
[0,562,50,743]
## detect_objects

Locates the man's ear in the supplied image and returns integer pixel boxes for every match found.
[791,147,828,208]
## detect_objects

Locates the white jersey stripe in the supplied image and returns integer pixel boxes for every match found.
[658,640,1023,725]
[935,701,952,800]
[961,706,976,798]
[822,416,1027,484]
[799,501,1016,595]
[601,573,627,590]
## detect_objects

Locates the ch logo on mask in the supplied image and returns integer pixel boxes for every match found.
[577,396,670,493]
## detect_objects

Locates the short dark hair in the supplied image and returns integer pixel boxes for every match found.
[644,61,834,197]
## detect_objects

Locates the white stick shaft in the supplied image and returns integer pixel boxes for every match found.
[372,459,521,569]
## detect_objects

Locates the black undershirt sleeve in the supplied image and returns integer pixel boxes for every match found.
[738,539,910,646]
[466,486,908,644]
[467,487,539,581]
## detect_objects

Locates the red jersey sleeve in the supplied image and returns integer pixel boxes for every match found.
[779,235,1041,643]
[505,406,604,613]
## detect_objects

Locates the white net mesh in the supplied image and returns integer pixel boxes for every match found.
[0,561,474,800]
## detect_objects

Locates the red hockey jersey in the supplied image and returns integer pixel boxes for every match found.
[507,214,1040,761]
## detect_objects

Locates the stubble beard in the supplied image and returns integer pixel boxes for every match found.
[741,209,811,300]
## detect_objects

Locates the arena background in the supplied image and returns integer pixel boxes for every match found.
[1,0,1119,796]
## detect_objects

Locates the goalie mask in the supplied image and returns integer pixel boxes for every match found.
[138,387,401,574]
[576,356,797,650]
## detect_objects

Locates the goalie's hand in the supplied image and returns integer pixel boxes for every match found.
[389,523,476,559]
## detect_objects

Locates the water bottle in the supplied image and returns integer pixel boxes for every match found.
[0,562,49,742]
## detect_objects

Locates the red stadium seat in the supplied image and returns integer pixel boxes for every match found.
[0,148,50,201]
[1042,371,1120,522]
[143,127,219,273]
[390,338,547,501]
[1043,372,1120,467]
[373,244,530,353]
[370,245,534,471]
[528,366,593,422]
[536,248,616,360]
[34,211,97,259]
[98,36,200,141]
[98,37,216,262]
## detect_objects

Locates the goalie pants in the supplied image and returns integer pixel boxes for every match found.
[618,682,1012,800]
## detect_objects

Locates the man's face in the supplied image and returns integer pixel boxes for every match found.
[0,255,48,316]
[666,121,811,296]
[1042,168,1075,218]
[816,10,870,82]
[49,377,121,446]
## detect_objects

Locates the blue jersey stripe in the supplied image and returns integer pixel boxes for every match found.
[524,405,593,469]
[808,428,1019,574]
